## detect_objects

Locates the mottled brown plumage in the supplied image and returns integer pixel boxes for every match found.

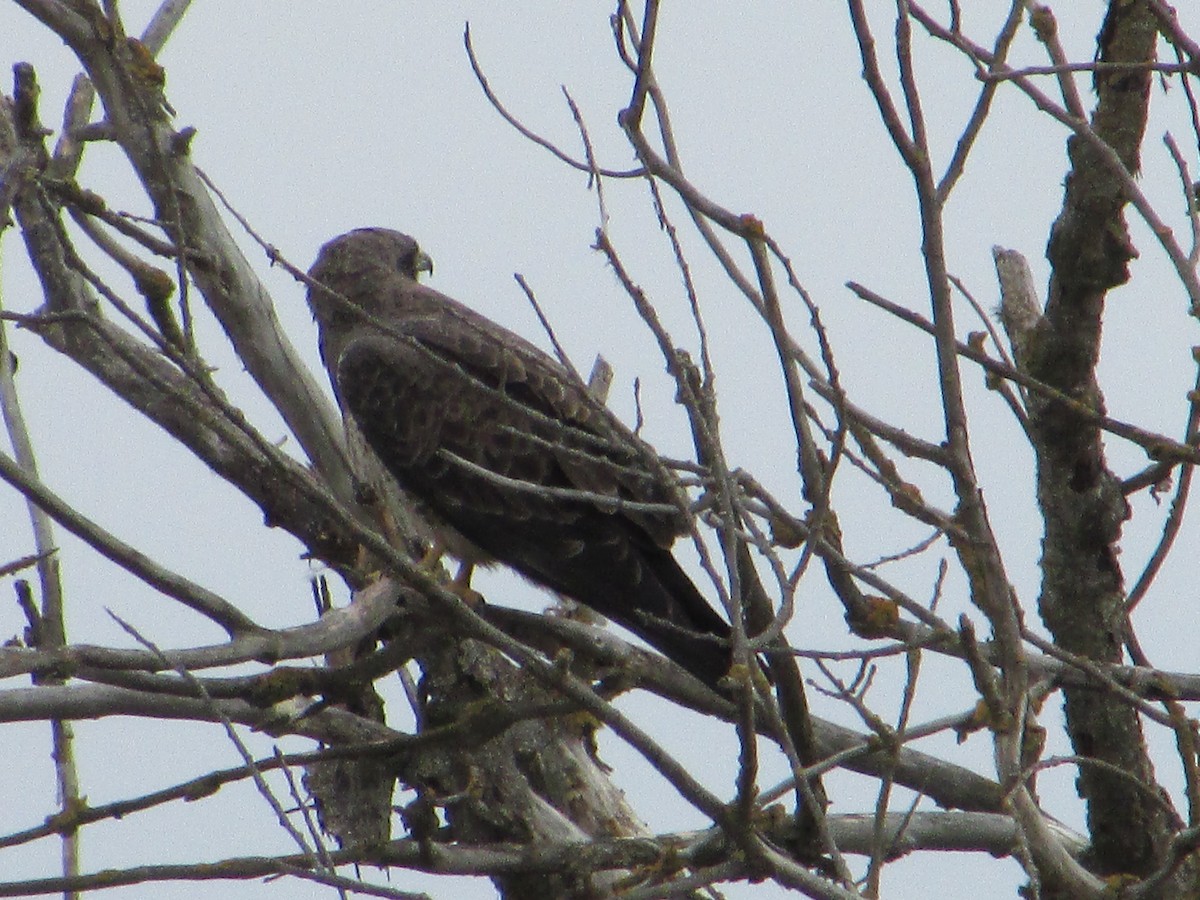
[307,228,732,685]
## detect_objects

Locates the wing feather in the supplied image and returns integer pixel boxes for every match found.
[336,299,688,547]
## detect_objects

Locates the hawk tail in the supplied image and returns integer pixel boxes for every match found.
[630,550,735,688]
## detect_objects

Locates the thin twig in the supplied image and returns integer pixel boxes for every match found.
[463,24,642,179]
[0,448,262,635]
[109,613,322,865]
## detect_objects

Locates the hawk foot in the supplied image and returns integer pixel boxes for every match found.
[448,561,484,607]
[417,542,483,607]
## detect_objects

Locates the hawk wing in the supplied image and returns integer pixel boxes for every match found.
[334,291,732,684]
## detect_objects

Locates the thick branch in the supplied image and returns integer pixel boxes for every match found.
[1028,1,1186,886]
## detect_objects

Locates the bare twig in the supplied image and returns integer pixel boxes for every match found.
[463,24,642,179]
[0,447,262,635]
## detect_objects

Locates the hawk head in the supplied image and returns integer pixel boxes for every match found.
[315,227,433,281]
[307,228,433,328]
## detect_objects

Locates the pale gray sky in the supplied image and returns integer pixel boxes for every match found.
[2,3,1198,898]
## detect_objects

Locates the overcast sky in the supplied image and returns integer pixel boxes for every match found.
[3,3,1199,898]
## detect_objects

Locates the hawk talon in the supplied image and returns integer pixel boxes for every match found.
[450,562,484,607]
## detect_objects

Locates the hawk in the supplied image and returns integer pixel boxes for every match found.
[307,228,734,686]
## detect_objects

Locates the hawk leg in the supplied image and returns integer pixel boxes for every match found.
[417,539,484,607]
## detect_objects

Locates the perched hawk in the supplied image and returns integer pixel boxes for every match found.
[307,228,733,686]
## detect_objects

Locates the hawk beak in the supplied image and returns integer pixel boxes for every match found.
[415,250,434,278]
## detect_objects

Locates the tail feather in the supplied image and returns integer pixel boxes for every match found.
[623,548,733,687]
